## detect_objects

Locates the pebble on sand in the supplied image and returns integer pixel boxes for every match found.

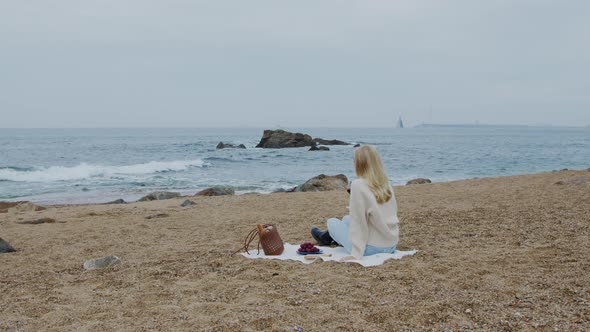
[181,200,195,207]
[83,255,121,270]
[0,238,16,253]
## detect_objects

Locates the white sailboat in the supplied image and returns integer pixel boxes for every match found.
[396,116,404,129]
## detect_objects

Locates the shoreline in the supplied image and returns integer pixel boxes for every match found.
[4,168,588,207]
[1,170,589,329]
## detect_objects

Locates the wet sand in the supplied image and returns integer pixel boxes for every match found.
[1,170,589,331]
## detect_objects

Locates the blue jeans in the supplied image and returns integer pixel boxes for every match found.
[327,216,396,256]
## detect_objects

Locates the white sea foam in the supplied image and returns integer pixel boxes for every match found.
[0,160,207,182]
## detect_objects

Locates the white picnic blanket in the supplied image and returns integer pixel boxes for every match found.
[240,243,417,267]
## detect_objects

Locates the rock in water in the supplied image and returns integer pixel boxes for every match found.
[406,178,432,185]
[180,200,195,207]
[353,144,361,148]
[195,186,235,196]
[84,256,121,270]
[312,138,350,145]
[0,238,16,253]
[138,191,180,202]
[255,130,314,148]
[309,146,330,151]
[295,174,348,192]
[216,142,246,149]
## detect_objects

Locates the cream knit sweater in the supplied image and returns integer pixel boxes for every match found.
[349,178,400,259]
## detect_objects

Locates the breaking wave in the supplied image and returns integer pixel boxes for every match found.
[0,160,208,182]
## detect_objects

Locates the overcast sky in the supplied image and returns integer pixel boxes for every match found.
[1,1,589,128]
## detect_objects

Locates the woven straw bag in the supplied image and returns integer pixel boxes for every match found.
[234,224,284,256]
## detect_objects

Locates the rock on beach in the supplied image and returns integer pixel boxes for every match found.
[0,238,16,253]
[138,192,180,202]
[3,201,46,214]
[16,218,57,225]
[181,200,195,207]
[406,178,432,185]
[195,187,235,196]
[106,199,126,204]
[83,256,121,270]
[295,174,348,192]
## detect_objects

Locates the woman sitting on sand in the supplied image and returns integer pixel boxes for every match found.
[311,145,399,260]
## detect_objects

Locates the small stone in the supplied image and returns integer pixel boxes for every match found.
[16,218,57,225]
[560,168,569,171]
[465,308,472,314]
[83,255,120,270]
[82,187,90,192]
[0,238,16,253]
[180,200,194,207]
[145,214,169,219]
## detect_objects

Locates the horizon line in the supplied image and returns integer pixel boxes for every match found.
[1,123,589,130]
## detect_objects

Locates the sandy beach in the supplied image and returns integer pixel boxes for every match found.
[1,170,589,331]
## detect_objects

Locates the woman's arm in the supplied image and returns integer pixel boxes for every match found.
[349,180,369,259]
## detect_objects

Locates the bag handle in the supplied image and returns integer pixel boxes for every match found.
[232,224,275,255]
[232,226,261,255]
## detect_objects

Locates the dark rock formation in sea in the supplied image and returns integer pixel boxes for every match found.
[138,191,181,202]
[353,144,361,148]
[406,178,432,185]
[256,130,314,148]
[295,174,348,192]
[216,142,246,149]
[195,186,235,196]
[309,146,330,151]
[312,138,350,146]
[0,238,16,253]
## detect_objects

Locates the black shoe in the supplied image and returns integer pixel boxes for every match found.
[311,227,334,246]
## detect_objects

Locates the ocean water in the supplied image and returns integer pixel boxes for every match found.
[0,126,588,204]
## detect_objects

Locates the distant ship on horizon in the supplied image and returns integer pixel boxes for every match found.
[396,116,404,129]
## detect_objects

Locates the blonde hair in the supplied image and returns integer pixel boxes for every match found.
[354,145,393,203]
